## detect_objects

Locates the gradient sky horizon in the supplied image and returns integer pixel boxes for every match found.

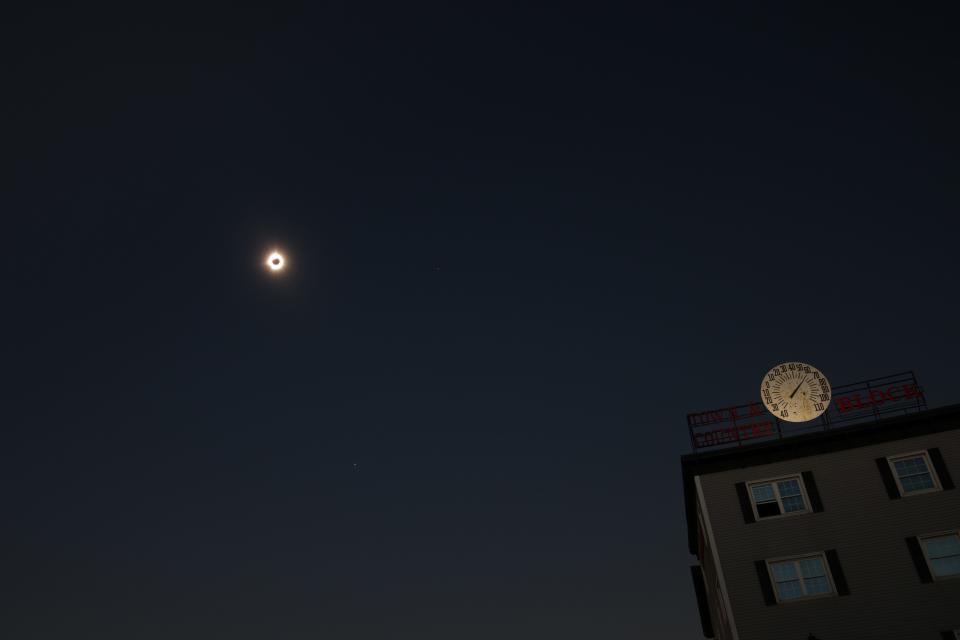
[3,3,959,638]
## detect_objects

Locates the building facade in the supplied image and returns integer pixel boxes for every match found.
[682,404,960,640]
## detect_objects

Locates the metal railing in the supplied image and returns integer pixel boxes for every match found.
[687,372,926,452]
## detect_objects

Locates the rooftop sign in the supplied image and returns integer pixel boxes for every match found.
[687,371,927,451]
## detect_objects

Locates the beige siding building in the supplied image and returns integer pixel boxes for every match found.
[682,404,960,640]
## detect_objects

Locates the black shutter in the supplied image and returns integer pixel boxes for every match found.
[824,549,850,595]
[690,565,715,638]
[905,537,934,583]
[928,448,955,490]
[876,457,901,499]
[755,560,777,605]
[802,471,824,512]
[735,482,756,523]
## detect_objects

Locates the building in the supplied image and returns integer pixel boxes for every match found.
[682,402,960,640]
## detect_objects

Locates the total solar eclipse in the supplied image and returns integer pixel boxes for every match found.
[266,251,285,272]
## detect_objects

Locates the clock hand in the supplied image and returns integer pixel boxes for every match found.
[789,376,809,399]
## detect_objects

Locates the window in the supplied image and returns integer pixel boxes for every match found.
[767,554,835,602]
[749,476,808,518]
[736,472,824,524]
[920,532,960,579]
[888,452,941,495]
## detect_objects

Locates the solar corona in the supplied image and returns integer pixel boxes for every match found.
[266,251,285,272]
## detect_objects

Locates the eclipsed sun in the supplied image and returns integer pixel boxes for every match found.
[266,251,285,272]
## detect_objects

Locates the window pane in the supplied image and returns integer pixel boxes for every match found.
[756,502,781,518]
[892,459,911,474]
[776,579,803,600]
[752,484,775,503]
[930,556,960,577]
[771,561,798,581]
[804,575,831,595]
[798,557,825,578]
[782,495,806,513]
[923,535,960,559]
[900,473,935,492]
[893,456,929,477]
[777,479,801,497]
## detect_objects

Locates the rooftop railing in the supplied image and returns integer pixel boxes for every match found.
[687,371,927,452]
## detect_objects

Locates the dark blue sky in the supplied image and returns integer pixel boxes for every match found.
[3,3,959,638]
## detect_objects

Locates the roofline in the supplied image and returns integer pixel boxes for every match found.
[680,403,960,555]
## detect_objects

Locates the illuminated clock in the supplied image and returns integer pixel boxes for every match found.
[761,362,831,422]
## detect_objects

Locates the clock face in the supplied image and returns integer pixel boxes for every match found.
[761,362,831,422]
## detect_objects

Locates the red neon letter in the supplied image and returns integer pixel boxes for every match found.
[869,389,889,407]
[835,395,855,413]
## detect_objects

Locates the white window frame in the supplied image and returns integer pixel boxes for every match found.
[747,474,810,520]
[765,552,837,603]
[918,530,960,581]
[886,450,942,496]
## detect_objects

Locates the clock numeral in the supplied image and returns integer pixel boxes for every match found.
[780,410,789,418]
[813,371,821,379]
[788,363,796,371]
[771,403,778,411]
[814,402,824,412]
[819,393,830,402]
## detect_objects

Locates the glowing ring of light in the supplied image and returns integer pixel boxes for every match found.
[266,251,285,271]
